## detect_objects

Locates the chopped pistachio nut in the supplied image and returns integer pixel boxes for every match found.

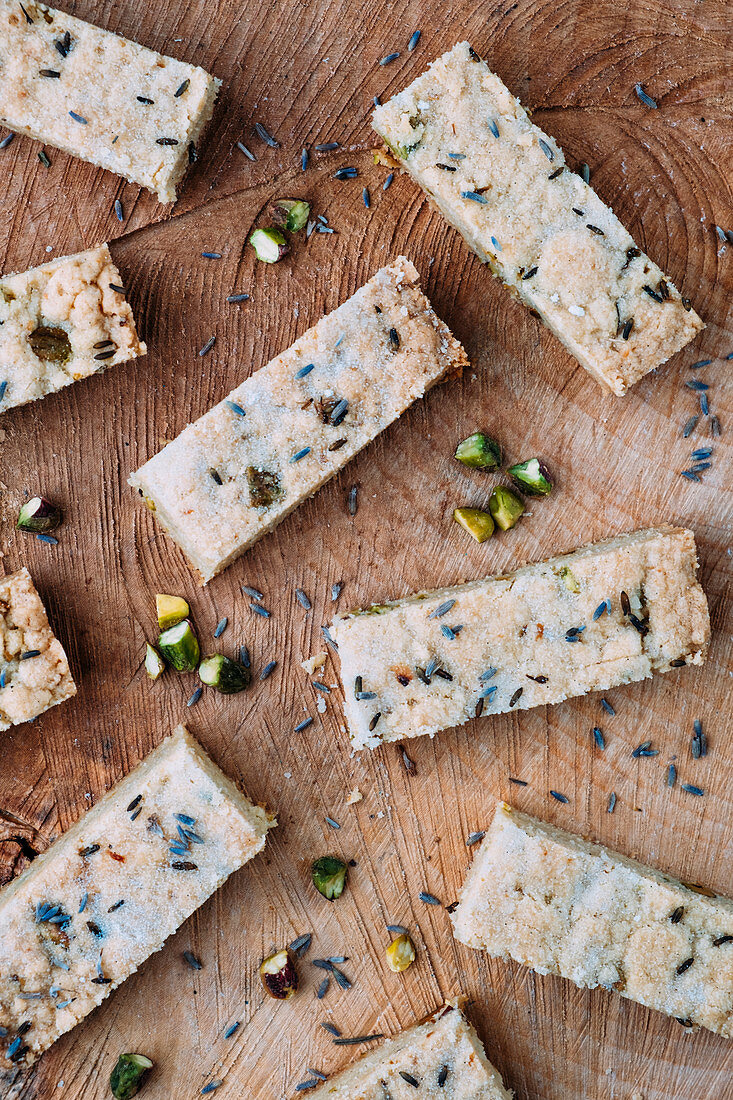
[385,933,416,973]
[488,486,525,531]
[453,506,494,543]
[144,643,166,681]
[246,466,282,509]
[16,496,62,533]
[28,325,72,363]
[259,948,299,1000]
[454,432,502,469]
[157,619,200,672]
[110,1053,153,1100]
[560,566,580,593]
[156,593,190,630]
[312,855,348,900]
[249,227,289,264]
[198,654,250,693]
[508,458,553,496]
[271,198,311,232]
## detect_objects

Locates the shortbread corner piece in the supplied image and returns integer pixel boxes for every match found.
[0,0,220,202]
[0,724,275,1066]
[452,802,733,1037]
[0,566,76,731]
[0,244,146,413]
[311,1002,513,1098]
[373,42,704,394]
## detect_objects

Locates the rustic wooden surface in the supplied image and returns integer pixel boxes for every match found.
[0,0,731,1097]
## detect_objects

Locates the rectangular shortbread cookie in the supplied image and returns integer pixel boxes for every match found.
[0,567,75,730]
[329,526,709,750]
[130,257,469,582]
[0,724,274,1066]
[311,1003,513,1098]
[0,0,220,202]
[452,803,733,1037]
[373,42,704,395]
[0,244,146,412]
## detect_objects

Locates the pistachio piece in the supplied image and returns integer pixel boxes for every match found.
[246,466,282,509]
[155,593,190,630]
[28,325,72,363]
[311,855,348,900]
[488,487,525,531]
[271,199,311,232]
[259,948,299,1000]
[144,643,165,681]
[249,227,289,264]
[157,619,200,672]
[453,507,494,543]
[560,566,580,593]
[198,654,250,694]
[110,1053,153,1099]
[454,432,502,469]
[386,933,416,973]
[508,458,553,495]
[17,496,62,533]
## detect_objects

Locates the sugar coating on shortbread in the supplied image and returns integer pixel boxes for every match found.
[0,725,274,1067]
[372,42,704,395]
[0,244,146,413]
[311,1003,513,1098]
[0,567,75,731]
[452,802,733,1037]
[0,0,220,202]
[130,257,468,582]
[330,527,709,750]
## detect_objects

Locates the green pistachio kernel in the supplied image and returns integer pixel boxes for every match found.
[198,654,250,694]
[508,458,553,495]
[249,227,289,263]
[155,593,189,631]
[17,496,62,533]
[488,486,525,531]
[271,199,311,232]
[28,325,72,363]
[110,1053,153,1100]
[144,643,165,681]
[157,619,200,672]
[453,507,494,543]
[454,432,502,469]
[560,567,580,594]
[246,466,282,509]
[311,855,348,900]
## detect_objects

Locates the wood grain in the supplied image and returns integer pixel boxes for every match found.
[0,0,731,1097]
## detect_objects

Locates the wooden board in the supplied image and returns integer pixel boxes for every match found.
[0,0,731,1096]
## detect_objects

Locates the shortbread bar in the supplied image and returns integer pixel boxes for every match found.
[329,527,709,750]
[130,257,468,582]
[311,1003,513,1098]
[0,0,220,202]
[0,567,75,730]
[373,42,704,394]
[452,802,733,1037]
[0,244,146,412]
[0,725,274,1066]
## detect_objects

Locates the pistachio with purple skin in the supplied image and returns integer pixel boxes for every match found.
[259,948,299,1000]
[271,199,311,232]
[249,227,289,263]
[508,458,553,496]
[17,496,62,533]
